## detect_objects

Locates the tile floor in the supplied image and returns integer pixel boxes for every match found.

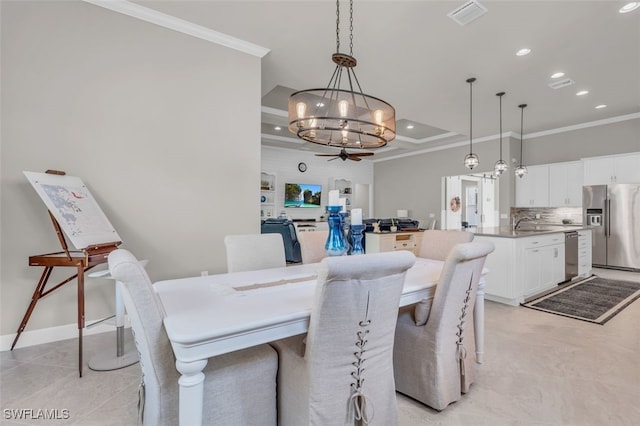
[1,268,639,425]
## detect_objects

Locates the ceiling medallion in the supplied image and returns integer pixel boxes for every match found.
[288,0,395,149]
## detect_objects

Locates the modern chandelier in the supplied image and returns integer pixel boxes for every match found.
[494,91,508,176]
[464,77,479,170]
[288,0,396,149]
[515,103,528,178]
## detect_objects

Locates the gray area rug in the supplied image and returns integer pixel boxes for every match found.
[522,275,640,324]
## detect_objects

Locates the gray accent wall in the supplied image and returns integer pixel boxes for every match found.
[1,2,261,337]
[374,118,639,228]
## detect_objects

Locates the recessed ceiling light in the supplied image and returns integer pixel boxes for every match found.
[576,90,589,96]
[274,126,281,131]
[551,72,565,79]
[406,124,414,129]
[516,48,531,56]
[595,104,607,109]
[619,2,640,13]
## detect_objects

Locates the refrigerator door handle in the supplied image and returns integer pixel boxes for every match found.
[606,198,611,237]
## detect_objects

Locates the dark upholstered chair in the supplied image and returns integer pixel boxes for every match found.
[260,218,302,263]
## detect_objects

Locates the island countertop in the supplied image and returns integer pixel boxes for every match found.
[473,224,592,238]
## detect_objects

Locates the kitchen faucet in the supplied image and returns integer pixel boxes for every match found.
[513,216,534,230]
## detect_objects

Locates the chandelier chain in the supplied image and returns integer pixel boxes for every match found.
[336,0,340,53]
[349,0,354,56]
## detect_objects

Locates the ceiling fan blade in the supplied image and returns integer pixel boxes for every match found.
[315,154,339,157]
[352,152,374,157]
[348,156,362,161]
[328,157,340,161]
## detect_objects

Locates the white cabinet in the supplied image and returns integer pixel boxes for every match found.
[577,230,592,278]
[549,161,583,206]
[475,232,565,305]
[583,153,640,185]
[522,235,565,298]
[515,165,549,207]
[365,231,423,256]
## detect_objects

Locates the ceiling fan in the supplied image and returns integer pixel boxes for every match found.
[315,148,374,162]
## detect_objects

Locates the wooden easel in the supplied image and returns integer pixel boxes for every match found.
[12,170,121,377]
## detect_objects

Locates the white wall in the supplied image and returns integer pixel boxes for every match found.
[1,1,262,341]
[261,146,374,220]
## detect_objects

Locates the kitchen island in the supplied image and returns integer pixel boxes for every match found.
[473,225,592,306]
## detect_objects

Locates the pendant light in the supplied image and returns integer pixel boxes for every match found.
[288,0,396,149]
[464,78,479,169]
[494,92,508,176]
[515,103,528,178]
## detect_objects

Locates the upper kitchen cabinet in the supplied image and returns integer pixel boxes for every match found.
[549,161,583,206]
[515,165,549,207]
[583,153,640,185]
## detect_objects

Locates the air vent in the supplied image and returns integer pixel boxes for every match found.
[448,0,488,26]
[548,78,576,90]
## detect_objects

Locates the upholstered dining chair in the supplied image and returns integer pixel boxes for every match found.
[224,233,286,273]
[108,249,278,426]
[393,241,494,411]
[271,251,416,426]
[418,229,474,261]
[297,230,329,264]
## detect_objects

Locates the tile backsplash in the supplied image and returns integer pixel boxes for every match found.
[510,207,583,225]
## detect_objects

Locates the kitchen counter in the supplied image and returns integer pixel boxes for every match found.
[474,224,592,238]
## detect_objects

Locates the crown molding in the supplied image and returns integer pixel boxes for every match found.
[83,0,270,58]
[525,112,640,139]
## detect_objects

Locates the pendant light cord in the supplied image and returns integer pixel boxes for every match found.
[519,105,524,164]
[499,94,503,160]
[469,80,473,155]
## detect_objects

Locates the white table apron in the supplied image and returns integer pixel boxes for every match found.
[153,258,487,426]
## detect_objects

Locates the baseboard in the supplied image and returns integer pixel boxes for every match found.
[1,322,118,352]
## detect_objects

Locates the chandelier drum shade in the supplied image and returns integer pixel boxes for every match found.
[288,0,396,149]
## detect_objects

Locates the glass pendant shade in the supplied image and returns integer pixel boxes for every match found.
[464,77,478,170]
[494,159,508,175]
[515,165,528,178]
[464,153,479,169]
[288,0,395,149]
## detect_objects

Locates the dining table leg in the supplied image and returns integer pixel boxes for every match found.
[176,359,208,426]
[474,276,486,364]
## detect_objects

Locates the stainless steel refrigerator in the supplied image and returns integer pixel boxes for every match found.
[583,184,640,270]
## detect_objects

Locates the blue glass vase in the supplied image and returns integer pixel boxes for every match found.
[350,224,364,255]
[325,206,348,256]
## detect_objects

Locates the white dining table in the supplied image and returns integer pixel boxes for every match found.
[154,257,488,426]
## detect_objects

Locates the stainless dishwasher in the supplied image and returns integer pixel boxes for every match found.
[564,231,579,282]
